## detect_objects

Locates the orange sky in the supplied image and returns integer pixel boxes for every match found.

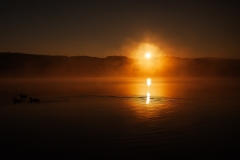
[1,1,240,58]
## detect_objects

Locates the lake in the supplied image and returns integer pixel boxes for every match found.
[1,78,240,159]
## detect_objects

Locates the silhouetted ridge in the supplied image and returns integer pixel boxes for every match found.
[0,52,240,77]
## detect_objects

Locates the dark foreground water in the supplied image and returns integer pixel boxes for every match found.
[1,78,240,159]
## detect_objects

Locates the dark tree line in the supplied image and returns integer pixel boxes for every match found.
[0,52,240,77]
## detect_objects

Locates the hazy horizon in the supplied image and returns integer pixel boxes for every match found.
[1,51,240,59]
[1,52,240,78]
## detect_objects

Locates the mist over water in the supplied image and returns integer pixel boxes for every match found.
[1,78,240,159]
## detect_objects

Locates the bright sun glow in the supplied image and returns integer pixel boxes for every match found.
[145,52,151,59]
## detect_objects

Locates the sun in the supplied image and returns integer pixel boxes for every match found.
[145,52,151,59]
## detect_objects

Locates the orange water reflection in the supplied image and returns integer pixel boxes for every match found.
[146,78,151,104]
[124,78,169,119]
[146,91,150,104]
[147,78,151,87]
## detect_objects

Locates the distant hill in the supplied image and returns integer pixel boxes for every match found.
[0,52,240,78]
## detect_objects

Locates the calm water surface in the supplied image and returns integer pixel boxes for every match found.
[1,78,240,159]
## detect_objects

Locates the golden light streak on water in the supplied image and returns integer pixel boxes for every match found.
[147,78,151,87]
[146,78,151,104]
[146,91,150,104]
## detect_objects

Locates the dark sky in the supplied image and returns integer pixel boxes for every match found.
[1,1,240,58]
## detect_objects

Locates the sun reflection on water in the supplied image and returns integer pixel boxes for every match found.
[146,91,150,104]
[146,78,151,104]
[147,78,151,87]
[125,77,170,119]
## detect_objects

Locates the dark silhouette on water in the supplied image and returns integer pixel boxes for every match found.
[20,94,27,99]
[29,97,40,103]
[13,97,21,104]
